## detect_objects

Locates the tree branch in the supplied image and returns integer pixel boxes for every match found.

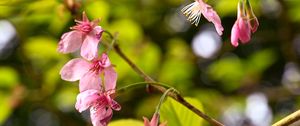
[272,109,300,126]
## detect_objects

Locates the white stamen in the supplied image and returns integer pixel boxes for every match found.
[181,2,202,26]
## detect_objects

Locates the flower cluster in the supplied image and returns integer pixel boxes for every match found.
[181,0,259,47]
[58,12,120,126]
[230,0,259,47]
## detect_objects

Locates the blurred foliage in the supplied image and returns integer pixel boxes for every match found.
[0,0,300,126]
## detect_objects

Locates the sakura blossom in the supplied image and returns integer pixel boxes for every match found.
[59,53,117,92]
[181,0,224,35]
[75,89,121,126]
[230,0,259,47]
[57,12,103,60]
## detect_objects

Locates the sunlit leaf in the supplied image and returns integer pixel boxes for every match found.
[0,67,18,89]
[108,119,143,126]
[160,97,204,126]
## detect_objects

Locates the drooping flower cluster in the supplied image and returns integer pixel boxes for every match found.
[58,12,120,126]
[181,0,259,47]
[230,0,259,47]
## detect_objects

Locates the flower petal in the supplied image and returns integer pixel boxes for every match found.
[104,67,117,91]
[110,99,121,111]
[230,21,240,47]
[100,53,111,68]
[200,0,224,35]
[82,11,89,23]
[60,58,90,81]
[237,18,251,43]
[75,89,100,112]
[143,117,151,126]
[80,26,103,61]
[79,71,102,92]
[250,17,259,33]
[57,31,83,53]
[90,105,113,126]
[150,113,159,126]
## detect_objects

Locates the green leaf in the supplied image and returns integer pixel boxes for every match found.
[108,119,143,126]
[160,97,204,126]
[0,67,19,89]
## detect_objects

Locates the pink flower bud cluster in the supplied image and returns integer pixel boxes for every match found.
[57,12,120,126]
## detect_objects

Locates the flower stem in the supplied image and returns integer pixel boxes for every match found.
[272,109,300,126]
[111,34,225,126]
[155,88,176,114]
[116,82,173,93]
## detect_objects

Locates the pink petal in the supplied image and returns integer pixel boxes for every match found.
[60,58,90,81]
[57,31,83,53]
[80,26,103,61]
[104,67,117,91]
[75,89,100,112]
[250,17,259,33]
[143,117,151,126]
[82,11,89,23]
[100,53,111,68]
[90,105,113,126]
[230,21,240,47]
[150,113,159,126]
[143,113,160,126]
[110,99,121,111]
[199,0,224,35]
[237,18,251,43]
[103,94,121,111]
[79,71,102,92]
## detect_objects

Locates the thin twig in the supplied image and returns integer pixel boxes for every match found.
[113,42,225,126]
[272,109,300,126]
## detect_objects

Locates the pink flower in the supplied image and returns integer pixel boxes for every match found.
[181,0,224,35]
[60,53,117,92]
[143,113,167,126]
[57,12,104,61]
[75,89,121,126]
[230,1,259,47]
[231,17,251,47]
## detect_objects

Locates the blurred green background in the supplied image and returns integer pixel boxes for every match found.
[1,0,300,126]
